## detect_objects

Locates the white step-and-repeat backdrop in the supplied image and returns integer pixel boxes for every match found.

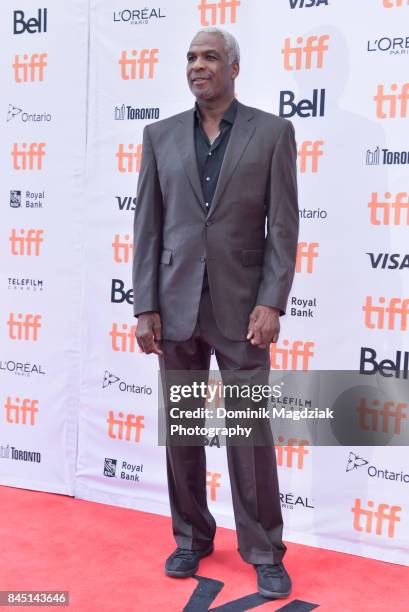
[1,0,408,566]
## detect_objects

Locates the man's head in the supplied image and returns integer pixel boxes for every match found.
[186,28,240,102]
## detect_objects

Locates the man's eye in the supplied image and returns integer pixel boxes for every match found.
[187,56,195,63]
[207,55,216,60]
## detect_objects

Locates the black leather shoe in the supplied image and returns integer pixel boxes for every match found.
[165,544,214,578]
[254,563,292,599]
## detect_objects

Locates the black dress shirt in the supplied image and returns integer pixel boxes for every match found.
[194,98,238,291]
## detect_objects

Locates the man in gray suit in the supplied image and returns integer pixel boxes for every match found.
[132,27,298,599]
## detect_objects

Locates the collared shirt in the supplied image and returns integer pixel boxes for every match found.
[194,98,238,293]
[194,98,238,210]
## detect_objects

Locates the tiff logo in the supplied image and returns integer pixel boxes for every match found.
[9,229,44,256]
[282,35,329,70]
[13,53,47,82]
[374,83,409,118]
[13,9,47,34]
[296,242,319,273]
[298,141,324,172]
[118,49,159,80]
[11,143,46,170]
[116,144,142,173]
[358,398,407,434]
[198,0,240,25]
[112,234,133,263]
[352,499,401,538]
[270,340,315,370]
[206,471,221,501]
[109,322,138,352]
[363,296,409,330]
[276,436,310,469]
[7,313,42,341]
[107,410,144,442]
[4,397,39,425]
[368,192,409,225]
[383,0,409,6]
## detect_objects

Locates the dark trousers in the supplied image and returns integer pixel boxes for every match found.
[158,274,286,565]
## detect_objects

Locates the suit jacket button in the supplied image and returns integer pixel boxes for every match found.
[205,221,211,227]
[200,255,206,263]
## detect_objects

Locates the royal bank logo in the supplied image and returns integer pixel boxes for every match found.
[114,104,160,121]
[113,8,166,24]
[366,146,409,165]
[7,103,52,123]
[10,190,21,208]
[9,189,45,209]
[104,458,117,477]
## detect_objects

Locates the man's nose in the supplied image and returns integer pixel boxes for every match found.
[191,56,206,70]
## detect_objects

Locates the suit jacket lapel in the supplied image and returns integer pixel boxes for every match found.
[209,102,255,215]
[174,108,205,209]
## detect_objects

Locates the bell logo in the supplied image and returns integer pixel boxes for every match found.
[363,296,409,331]
[296,242,319,273]
[9,229,44,256]
[282,35,329,70]
[358,398,407,434]
[368,192,409,225]
[5,397,39,426]
[7,313,42,341]
[352,499,401,538]
[270,340,315,370]
[276,436,310,469]
[107,410,144,442]
[206,471,221,501]
[116,144,142,173]
[279,88,325,118]
[118,49,159,80]
[374,83,409,118]
[109,322,138,352]
[198,0,240,25]
[12,53,47,82]
[11,143,46,170]
[298,141,324,173]
[359,346,409,379]
[383,0,409,7]
[112,234,133,263]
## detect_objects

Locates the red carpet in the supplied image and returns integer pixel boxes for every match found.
[1,485,407,611]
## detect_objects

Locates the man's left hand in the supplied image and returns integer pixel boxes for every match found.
[246,305,281,348]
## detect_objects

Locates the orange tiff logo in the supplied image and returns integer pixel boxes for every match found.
[206,471,221,501]
[358,398,407,434]
[352,499,401,538]
[282,35,329,70]
[5,397,39,426]
[11,143,46,170]
[298,140,324,172]
[119,49,159,80]
[374,83,409,118]
[363,296,409,331]
[13,53,47,82]
[270,340,315,370]
[9,229,44,256]
[112,233,133,263]
[276,436,310,469]
[198,0,240,25]
[107,410,144,442]
[116,144,142,173]
[383,0,409,7]
[109,322,138,352]
[7,313,42,341]
[296,242,319,273]
[368,192,409,225]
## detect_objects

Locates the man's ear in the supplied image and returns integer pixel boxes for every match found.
[232,62,240,81]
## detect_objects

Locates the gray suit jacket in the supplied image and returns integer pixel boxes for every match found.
[132,100,299,341]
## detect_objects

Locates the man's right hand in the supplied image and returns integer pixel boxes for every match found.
[135,312,163,356]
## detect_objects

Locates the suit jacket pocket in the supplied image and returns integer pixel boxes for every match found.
[160,248,172,265]
[241,249,263,266]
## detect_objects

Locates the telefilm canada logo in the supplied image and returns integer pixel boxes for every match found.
[113,7,166,24]
[102,370,152,396]
[8,276,44,292]
[347,451,409,484]
[7,104,52,123]
[10,189,45,209]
